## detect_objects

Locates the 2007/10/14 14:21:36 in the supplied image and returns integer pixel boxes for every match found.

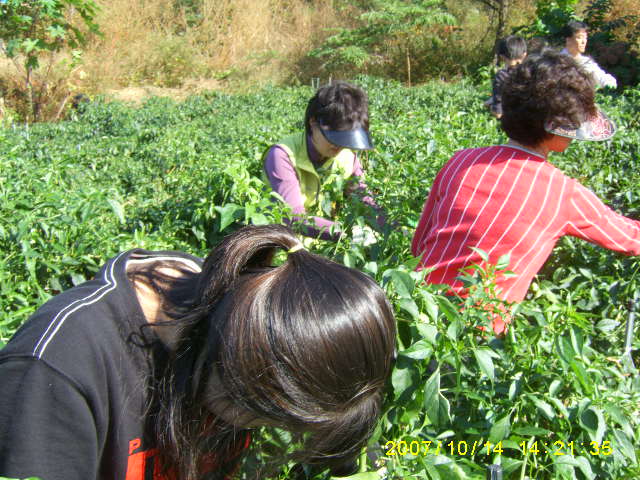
[384,439,614,457]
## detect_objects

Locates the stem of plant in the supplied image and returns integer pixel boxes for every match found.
[359,446,368,473]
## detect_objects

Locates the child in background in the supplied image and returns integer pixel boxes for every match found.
[486,35,527,119]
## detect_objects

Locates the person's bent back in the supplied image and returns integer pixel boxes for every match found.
[412,51,633,310]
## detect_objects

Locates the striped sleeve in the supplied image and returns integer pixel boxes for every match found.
[566,179,640,255]
[410,164,447,258]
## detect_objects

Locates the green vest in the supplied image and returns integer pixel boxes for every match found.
[263,132,355,212]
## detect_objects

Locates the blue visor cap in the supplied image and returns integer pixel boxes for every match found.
[319,123,374,150]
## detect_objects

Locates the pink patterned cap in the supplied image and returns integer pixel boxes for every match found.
[544,108,616,141]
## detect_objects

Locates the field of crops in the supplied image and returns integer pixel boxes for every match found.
[1,77,639,479]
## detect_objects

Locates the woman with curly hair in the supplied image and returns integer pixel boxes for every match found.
[411,50,636,333]
[0,224,396,480]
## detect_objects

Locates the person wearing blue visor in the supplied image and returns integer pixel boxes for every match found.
[263,81,382,241]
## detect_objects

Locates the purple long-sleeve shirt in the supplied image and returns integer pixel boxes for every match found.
[264,134,377,240]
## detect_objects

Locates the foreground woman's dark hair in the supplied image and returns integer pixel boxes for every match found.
[147,224,397,479]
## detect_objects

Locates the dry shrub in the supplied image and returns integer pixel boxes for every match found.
[0,51,87,122]
[601,0,640,47]
[80,0,342,92]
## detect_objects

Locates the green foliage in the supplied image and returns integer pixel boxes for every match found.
[0,477,41,480]
[309,0,456,83]
[0,0,100,121]
[1,78,640,478]
[514,0,580,39]
[0,0,100,71]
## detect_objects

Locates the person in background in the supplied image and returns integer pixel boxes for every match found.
[411,50,637,334]
[486,35,527,119]
[263,81,381,241]
[527,36,549,55]
[0,224,397,480]
[561,20,617,89]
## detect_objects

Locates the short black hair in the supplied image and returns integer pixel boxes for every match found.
[500,49,596,147]
[527,37,548,55]
[497,35,527,60]
[563,20,588,38]
[304,81,369,135]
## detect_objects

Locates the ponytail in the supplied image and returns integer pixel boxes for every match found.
[152,224,396,479]
[196,224,304,308]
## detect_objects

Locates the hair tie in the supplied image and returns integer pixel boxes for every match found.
[288,243,305,254]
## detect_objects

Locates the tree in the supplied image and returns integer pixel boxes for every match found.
[0,0,100,121]
[515,0,580,41]
[309,0,456,85]
[470,0,510,56]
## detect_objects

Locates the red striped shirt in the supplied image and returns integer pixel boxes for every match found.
[411,145,640,302]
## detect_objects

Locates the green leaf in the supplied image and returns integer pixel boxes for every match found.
[612,429,637,463]
[418,289,439,322]
[46,24,66,39]
[215,203,243,231]
[527,395,555,421]
[496,253,510,270]
[569,326,584,357]
[579,406,605,443]
[512,426,552,436]
[446,319,463,341]
[573,456,595,480]
[342,252,355,269]
[417,323,438,345]
[332,473,381,480]
[107,198,125,224]
[424,368,451,428]
[249,212,269,225]
[399,340,432,360]
[604,404,634,438]
[22,38,40,54]
[0,477,42,480]
[555,335,576,365]
[387,269,414,298]
[595,318,619,333]
[391,366,412,399]
[473,347,495,381]
[435,295,460,323]
[549,379,563,396]
[548,397,569,419]
[488,413,511,443]
[508,376,522,401]
[469,246,489,262]
[399,298,420,320]
[569,359,593,395]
